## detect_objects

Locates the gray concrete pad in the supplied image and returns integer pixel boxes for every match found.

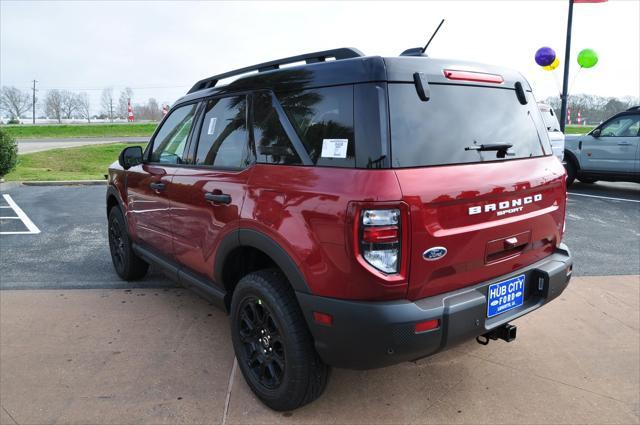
[1,276,638,424]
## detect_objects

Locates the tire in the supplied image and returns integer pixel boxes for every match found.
[578,177,597,184]
[564,160,577,187]
[230,269,330,411]
[108,207,149,281]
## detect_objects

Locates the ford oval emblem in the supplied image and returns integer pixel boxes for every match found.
[423,246,447,261]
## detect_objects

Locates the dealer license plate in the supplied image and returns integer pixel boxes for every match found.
[487,274,525,318]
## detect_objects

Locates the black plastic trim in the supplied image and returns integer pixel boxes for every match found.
[188,48,365,94]
[236,229,311,294]
[132,243,227,310]
[298,246,572,369]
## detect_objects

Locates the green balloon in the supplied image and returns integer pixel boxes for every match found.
[577,48,598,68]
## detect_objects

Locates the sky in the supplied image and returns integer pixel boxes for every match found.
[1,0,638,116]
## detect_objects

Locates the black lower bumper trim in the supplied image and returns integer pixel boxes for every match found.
[297,244,572,370]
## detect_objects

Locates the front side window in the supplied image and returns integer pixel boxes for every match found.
[599,115,640,137]
[279,85,355,167]
[195,96,250,169]
[149,103,197,164]
[252,92,301,165]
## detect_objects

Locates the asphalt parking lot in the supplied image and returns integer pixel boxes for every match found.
[0,180,639,424]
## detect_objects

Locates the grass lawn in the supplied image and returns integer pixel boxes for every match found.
[3,143,146,181]
[0,123,157,139]
[564,125,594,135]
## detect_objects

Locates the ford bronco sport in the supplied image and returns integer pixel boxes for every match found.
[107,47,573,411]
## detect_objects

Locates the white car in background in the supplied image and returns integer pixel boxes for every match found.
[538,103,564,163]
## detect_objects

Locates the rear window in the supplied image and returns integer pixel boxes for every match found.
[539,106,561,132]
[389,83,548,168]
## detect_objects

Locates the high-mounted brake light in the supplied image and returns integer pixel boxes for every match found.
[444,69,504,84]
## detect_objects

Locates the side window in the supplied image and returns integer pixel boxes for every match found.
[278,85,355,167]
[195,96,250,169]
[149,103,197,164]
[600,115,640,137]
[252,92,301,165]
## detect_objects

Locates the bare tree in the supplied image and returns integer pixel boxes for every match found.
[0,86,32,120]
[147,98,161,121]
[101,87,115,122]
[77,92,91,123]
[61,90,80,119]
[44,89,64,123]
[117,87,134,118]
[133,98,163,121]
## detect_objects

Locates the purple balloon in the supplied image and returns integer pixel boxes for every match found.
[535,47,556,67]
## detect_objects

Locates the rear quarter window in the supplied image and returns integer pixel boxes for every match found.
[278,85,355,168]
[389,83,549,168]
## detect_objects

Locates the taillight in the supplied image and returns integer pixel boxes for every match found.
[360,209,401,274]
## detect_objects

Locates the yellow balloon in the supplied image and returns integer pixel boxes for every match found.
[543,58,560,71]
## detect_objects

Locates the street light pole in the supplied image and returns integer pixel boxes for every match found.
[559,0,574,132]
[32,80,38,125]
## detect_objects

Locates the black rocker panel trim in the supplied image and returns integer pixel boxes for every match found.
[132,243,226,310]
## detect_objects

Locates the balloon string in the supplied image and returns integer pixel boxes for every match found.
[568,66,583,97]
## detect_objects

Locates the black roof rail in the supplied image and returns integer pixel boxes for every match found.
[187,47,365,94]
[625,105,639,111]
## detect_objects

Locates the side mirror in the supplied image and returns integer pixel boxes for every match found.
[118,146,143,170]
[591,128,601,138]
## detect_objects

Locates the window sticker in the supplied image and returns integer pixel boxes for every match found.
[207,117,217,135]
[321,139,348,159]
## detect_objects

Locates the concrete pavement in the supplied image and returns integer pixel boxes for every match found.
[1,275,638,424]
[17,137,148,154]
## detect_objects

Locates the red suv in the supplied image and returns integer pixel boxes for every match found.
[107,48,573,410]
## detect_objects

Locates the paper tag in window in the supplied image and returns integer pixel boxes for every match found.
[207,117,217,135]
[321,139,348,159]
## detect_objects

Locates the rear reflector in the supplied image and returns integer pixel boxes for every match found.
[415,319,440,333]
[313,311,333,326]
[362,226,399,243]
[444,69,504,84]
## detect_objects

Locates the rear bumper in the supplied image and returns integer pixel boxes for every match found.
[297,244,573,370]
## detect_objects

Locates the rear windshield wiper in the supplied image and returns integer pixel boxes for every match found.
[465,143,513,152]
[465,142,513,159]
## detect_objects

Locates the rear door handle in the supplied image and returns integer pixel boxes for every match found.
[205,192,231,204]
[150,182,166,191]
[618,141,631,146]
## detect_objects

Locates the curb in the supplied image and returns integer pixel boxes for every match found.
[20,180,107,186]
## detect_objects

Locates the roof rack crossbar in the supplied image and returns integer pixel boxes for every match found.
[187,47,365,94]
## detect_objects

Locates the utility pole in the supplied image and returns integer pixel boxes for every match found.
[31,80,38,125]
[559,0,574,133]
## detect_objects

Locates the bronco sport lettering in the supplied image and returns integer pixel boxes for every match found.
[468,194,543,216]
[107,47,573,411]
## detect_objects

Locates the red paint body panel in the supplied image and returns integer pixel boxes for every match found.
[125,164,175,257]
[169,167,253,280]
[242,165,406,300]
[394,156,567,300]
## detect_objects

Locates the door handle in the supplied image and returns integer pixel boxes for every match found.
[205,192,232,204]
[617,141,631,146]
[149,182,166,191]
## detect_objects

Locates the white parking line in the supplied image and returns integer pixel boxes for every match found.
[569,192,640,203]
[0,194,41,235]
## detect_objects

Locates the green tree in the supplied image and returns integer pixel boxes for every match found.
[0,128,18,177]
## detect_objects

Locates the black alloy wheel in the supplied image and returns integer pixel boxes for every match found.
[237,297,286,389]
